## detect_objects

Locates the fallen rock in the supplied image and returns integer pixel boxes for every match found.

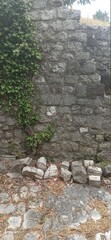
[44,164,58,179]
[37,156,47,171]
[71,161,87,184]
[61,161,70,170]
[103,164,111,177]
[84,160,94,168]
[89,175,101,187]
[22,166,44,179]
[11,157,33,173]
[87,166,102,177]
[61,168,72,182]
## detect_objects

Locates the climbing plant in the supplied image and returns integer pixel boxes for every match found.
[0,0,54,153]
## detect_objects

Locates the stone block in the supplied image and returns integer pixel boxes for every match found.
[62,20,79,30]
[61,168,72,182]
[22,166,44,179]
[103,164,111,177]
[47,0,63,7]
[87,84,105,98]
[87,166,102,177]
[11,157,32,173]
[78,61,96,74]
[69,32,87,42]
[89,175,101,187]
[75,84,87,97]
[37,156,47,171]
[61,161,70,170]
[71,161,87,184]
[40,9,57,20]
[68,10,81,21]
[63,95,77,106]
[32,0,47,9]
[44,164,58,178]
[84,160,94,168]
[57,7,68,19]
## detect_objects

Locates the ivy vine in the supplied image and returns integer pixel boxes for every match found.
[0,0,54,153]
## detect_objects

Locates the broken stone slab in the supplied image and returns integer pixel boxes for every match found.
[61,168,72,182]
[61,161,70,170]
[22,166,44,179]
[11,157,33,173]
[84,160,94,168]
[87,166,102,177]
[0,155,16,161]
[71,161,87,184]
[89,175,101,187]
[44,164,58,179]
[37,156,47,171]
[103,164,111,177]
[6,173,23,179]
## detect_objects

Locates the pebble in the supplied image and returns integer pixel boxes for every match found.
[8,216,22,229]
[24,231,40,240]
[0,204,15,214]
[91,209,102,221]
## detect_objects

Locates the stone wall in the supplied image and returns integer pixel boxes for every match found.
[0,0,111,163]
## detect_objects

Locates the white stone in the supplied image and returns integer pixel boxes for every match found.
[95,233,105,240]
[1,231,14,240]
[89,175,101,187]
[80,127,88,133]
[19,157,32,165]
[34,168,44,179]
[61,168,72,182]
[44,164,58,178]
[22,166,44,179]
[91,209,102,221]
[47,106,56,116]
[8,216,22,229]
[6,173,23,179]
[84,160,94,168]
[88,166,102,177]
[105,231,111,240]
[61,161,70,169]
[37,156,47,171]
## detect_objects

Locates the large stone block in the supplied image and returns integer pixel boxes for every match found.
[57,7,68,19]
[69,32,87,42]
[71,161,87,184]
[31,0,47,9]
[47,0,63,7]
[62,20,79,30]
[68,10,81,21]
[87,84,105,98]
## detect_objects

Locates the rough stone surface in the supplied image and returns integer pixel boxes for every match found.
[23,210,41,229]
[61,161,70,170]
[37,156,47,171]
[61,168,72,182]
[89,175,101,187]
[44,164,58,178]
[22,166,44,179]
[88,166,102,177]
[103,164,111,177]
[71,161,87,184]
[84,160,94,168]
[8,216,22,229]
